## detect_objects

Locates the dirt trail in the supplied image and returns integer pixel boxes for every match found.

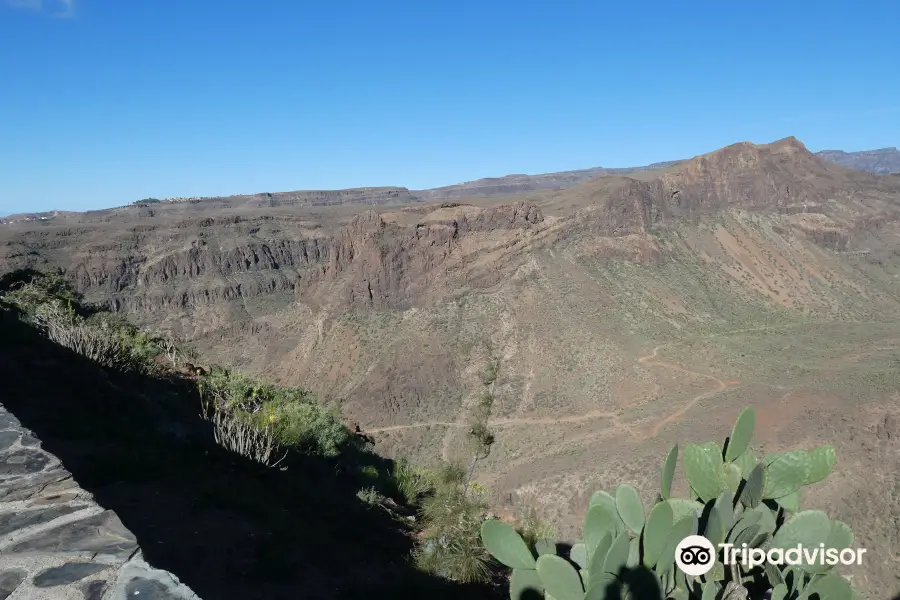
[636,345,741,437]
[366,345,740,439]
[366,411,631,435]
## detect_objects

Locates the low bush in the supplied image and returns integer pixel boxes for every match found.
[392,457,431,505]
[413,462,495,584]
[357,486,387,507]
[2,270,85,314]
[198,368,354,458]
[30,301,136,370]
[201,400,286,467]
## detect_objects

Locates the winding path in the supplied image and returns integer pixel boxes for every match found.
[365,345,741,440]
[636,346,742,438]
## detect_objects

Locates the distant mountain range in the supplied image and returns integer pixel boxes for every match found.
[815,147,900,174]
[2,146,898,222]
[414,147,900,201]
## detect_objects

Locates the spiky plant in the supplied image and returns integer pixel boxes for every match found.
[414,462,495,584]
[391,457,431,506]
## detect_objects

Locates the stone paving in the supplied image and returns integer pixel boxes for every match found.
[0,405,201,600]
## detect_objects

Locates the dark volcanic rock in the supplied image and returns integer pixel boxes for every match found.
[0,505,81,537]
[0,569,25,599]
[80,579,108,600]
[33,562,108,587]
[0,447,51,476]
[9,510,138,558]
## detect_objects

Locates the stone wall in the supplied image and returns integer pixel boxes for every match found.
[0,405,201,600]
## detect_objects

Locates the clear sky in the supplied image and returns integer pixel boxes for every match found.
[1,0,899,215]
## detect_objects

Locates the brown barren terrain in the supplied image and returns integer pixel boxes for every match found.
[4,137,900,598]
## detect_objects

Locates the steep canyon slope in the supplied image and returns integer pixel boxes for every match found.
[4,137,900,598]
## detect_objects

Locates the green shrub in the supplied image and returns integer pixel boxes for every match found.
[391,457,431,506]
[413,461,494,584]
[201,402,285,467]
[1,273,163,374]
[480,407,864,600]
[2,271,85,315]
[478,358,501,386]
[469,422,495,454]
[257,400,353,457]
[357,486,386,507]
[359,465,380,479]
[199,368,353,457]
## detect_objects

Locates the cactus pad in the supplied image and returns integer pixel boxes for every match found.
[536,554,584,600]
[615,484,645,534]
[480,519,537,569]
[725,407,755,461]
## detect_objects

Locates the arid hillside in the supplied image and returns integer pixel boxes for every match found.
[3,137,900,598]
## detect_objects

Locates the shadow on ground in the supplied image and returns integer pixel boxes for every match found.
[0,305,499,600]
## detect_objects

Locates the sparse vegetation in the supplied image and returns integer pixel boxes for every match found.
[0,268,504,594]
[465,352,499,492]
[514,505,556,548]
[3,271,359,462]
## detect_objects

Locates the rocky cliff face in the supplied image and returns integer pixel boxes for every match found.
[0,213,338,340]
[297,201,545,310]
[231,187,418,208]
[3,138,898,329]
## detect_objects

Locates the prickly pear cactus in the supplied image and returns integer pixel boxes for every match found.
[479,406,868,600]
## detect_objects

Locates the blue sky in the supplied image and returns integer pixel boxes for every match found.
[1,0,898,214]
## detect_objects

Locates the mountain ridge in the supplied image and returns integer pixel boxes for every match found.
[3,144,897,222]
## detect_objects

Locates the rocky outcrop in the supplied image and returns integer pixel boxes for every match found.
[107,275,297,313]
[297,202,544,310]
[253,187,417,208]
[0,405,200,600]
[72,239,327,295]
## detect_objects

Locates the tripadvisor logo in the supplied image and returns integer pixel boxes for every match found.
[675,535,867,576]
[675,535,717,576]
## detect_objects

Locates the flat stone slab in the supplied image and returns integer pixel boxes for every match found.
[0,405,201,600]
[8,510,139,560]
